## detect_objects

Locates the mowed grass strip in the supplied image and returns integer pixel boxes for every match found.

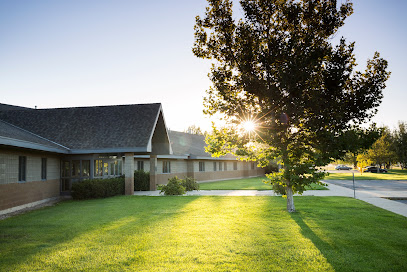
[326,169,407,180]
[1,196,406,272]
[199,176,328,190]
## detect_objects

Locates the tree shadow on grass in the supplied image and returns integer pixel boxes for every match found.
[290,197,407,272]
[0,195,198,271]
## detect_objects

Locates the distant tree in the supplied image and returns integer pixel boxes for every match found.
[341,125,382,168]
[367,129,396,169]
[356,151,373,174]
[394,121,407,169]
[185,125,205,135]
[194,0,390,212]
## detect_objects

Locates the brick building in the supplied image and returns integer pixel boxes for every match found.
[0,103,264,213]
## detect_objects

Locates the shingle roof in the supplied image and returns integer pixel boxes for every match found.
[169,130,208,156]
[0,120,68,153]
[168,130,235,159]
[0,103,31,111]
[0,103,163,152]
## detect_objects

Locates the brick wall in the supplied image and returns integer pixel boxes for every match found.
[0,149,61,211]
[154,159,265,185]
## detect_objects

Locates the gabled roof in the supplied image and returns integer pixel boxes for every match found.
[168,130,235,160]
[0,103,171,154]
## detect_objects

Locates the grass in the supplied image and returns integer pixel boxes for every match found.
[199,176,328,190]
[326,169,407,180]
[1,196,406,271]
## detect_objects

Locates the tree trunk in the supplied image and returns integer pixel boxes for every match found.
[286,186,296,213]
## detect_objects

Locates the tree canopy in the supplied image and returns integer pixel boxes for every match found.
[193,0,390,212]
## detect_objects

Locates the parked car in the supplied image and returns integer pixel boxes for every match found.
[335,165,352,170]
[364,166,388,173]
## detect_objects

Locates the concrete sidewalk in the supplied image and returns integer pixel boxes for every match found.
[133,181,407,218]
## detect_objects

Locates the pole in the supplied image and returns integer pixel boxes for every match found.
[353,172,355,198]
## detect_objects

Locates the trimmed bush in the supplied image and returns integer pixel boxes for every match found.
[159,176,199,195]
[181,177,199,191]
[134,170,150,191]
[159,177,186,195]
[71,176,125,200]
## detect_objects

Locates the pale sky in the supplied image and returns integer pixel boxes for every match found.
[0,0,406,132]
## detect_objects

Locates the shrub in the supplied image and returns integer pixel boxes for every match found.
[159,177,186,195]
[181,177,199,191]
[71,176,125,200]
[134,170,150,191]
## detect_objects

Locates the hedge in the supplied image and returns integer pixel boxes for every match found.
[134,170,150,191]
[71,176,125,200]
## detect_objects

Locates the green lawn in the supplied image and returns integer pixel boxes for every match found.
[1,196,406,271]
[199,176,328,190]
[326,169,407,180]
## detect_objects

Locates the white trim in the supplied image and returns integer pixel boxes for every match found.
[146,105,172,155]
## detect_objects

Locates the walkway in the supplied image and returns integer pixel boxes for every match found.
[134,181,407,218]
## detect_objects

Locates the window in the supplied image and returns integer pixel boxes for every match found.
[233,162,238,170]
[94,160,103,176]
[72,160,80,177]
[252,162,255,170]
[118,160,123,175]
[224,162,227,171]
[219,162,223,171]
[18,156,26,181]
[137,161,144,171]
[213,162,217,171]
[110,163,115,176]
[41,158,47,180]
[82,160,90,177]
[62,161,70,177]
[163,161,171,173]
[199,161,205,172]
[104,162,109,175]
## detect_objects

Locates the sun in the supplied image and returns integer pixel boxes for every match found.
[242,120,256,133]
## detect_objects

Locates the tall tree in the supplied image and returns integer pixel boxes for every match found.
[193,0,390,212]
[394,121,407,169]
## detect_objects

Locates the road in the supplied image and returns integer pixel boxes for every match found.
[326,179,407,192]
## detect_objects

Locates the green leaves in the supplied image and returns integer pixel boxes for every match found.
[194,0,390,210]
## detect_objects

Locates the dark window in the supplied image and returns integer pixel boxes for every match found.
[199,162,205,172]
[224,162,227,171]
[110,163,115,176]
[114,161,119,175]
[62,161,70,177]
[72,160,80,177]
[82,160,90,177]
[163,161,171,173]
[252,162,255,170]
[233,162,238,170]
[118,160,122,175]
[41,158,47,180]
[137,161,144,171]
[219,162,222,171]
[213,162,217,171]
[18,156,26,181]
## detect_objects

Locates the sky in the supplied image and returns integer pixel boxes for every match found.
[0,0,406,132]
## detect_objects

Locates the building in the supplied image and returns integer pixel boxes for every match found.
[0,103,264,213]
